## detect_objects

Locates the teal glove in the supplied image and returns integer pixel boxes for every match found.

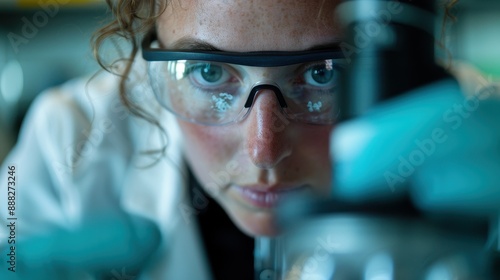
[1,213,161,280]
[331,79,500,215]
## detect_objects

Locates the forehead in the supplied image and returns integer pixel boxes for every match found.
[157,0,342,52]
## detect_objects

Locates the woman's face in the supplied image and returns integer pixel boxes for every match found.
[157,0,342,236]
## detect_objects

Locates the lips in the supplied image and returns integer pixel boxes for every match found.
[232,185,306,208]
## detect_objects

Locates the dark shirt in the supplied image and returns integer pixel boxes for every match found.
[188,169,255,280]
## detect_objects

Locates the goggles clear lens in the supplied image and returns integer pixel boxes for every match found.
[147,59,345,125]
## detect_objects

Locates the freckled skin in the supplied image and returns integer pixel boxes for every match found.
[157,0,342,236]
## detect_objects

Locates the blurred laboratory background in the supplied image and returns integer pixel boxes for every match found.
[0,0,106,163]
[0,0,500,164]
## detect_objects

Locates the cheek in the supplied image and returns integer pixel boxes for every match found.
[295,125,334,189]
[299,125,333,163]
[177,121,240,179]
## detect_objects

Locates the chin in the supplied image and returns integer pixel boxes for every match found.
[226,204,284,237]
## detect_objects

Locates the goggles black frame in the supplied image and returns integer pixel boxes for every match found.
[141,30,345,67]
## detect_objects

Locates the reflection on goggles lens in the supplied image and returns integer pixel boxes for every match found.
[148,59,344,125]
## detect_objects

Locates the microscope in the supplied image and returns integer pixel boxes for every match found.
[254,0,499,279]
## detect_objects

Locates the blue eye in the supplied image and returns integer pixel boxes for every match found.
[304,64,336,87]
[189,63,232,87]
[200,64,223,83]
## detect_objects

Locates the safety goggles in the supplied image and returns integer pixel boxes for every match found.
[142,31,346,126]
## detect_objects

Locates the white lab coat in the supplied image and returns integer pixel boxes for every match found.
[0,59,213,279]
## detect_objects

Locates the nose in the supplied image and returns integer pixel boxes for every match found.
[245,89,292,169]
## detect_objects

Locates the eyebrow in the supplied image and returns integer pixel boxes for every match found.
[170,37,221,51]
[169,36,341,52]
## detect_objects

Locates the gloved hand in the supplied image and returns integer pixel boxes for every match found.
[1,213,161,280]
[331,78,500,215]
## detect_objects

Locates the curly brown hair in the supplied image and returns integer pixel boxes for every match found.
[91,0,459,132]
[91,0,167,137]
